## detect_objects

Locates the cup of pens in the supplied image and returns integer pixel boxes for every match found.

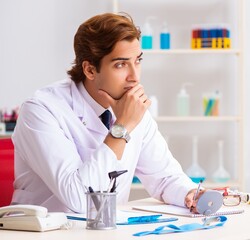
[86,191,117,230]
[202,91,220,116]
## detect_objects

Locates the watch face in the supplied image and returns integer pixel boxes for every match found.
[111,125,125,138]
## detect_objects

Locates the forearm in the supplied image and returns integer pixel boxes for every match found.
[104,133,127,160]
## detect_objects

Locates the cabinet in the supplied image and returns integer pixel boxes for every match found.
[112,0,246,199]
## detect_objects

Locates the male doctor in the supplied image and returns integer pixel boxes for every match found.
[12,13,202,213]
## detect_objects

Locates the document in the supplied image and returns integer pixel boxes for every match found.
[66,210,178,225]
[132,204,244,218]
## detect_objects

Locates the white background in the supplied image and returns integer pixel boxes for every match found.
[0,0,249,191]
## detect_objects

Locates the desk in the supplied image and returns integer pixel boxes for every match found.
[1,198,250,240]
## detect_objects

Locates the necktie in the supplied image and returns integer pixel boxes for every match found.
[100,110,112,130]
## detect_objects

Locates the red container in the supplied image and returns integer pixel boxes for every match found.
[0,138,14,207]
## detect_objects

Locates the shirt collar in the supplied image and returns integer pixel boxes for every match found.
[78,82,112,118]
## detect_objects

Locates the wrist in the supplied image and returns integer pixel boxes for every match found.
[109,124,131,143]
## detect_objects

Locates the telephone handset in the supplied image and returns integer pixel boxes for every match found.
[0,204,68,232]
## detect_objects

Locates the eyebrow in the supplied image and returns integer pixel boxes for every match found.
[111,52,143,62]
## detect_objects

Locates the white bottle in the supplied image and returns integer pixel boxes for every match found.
[177,83,191,116]
[160,21,170,49]
[149,95,158,118]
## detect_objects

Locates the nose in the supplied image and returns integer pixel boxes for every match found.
[127,64,140,83]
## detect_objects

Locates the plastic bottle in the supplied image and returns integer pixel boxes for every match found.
[141,18,154,49]
[177,83,191,116]
[160,21,170,49]
[148,95,158,118]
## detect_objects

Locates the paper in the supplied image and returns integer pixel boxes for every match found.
[132,204,244,218]
[66,210,178,224]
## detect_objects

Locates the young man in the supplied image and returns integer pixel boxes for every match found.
[12,13,202,213]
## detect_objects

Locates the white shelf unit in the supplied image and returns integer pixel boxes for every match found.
[113,0,245,199]
[141,49,241,55]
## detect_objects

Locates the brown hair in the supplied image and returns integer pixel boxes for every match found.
[67,12,141,84]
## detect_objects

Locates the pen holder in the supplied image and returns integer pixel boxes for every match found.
[86,191,117,230]
[202,91,220,116]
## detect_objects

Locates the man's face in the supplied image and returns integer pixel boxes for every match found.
[85,39,143,106]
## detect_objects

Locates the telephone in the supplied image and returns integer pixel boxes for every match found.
[0,204,68,232]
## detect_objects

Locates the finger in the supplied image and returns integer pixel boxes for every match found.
[189,190,206,212]
[185,198,193,208]
[127,84,144,96]
[190,206,198,213]
[145,98,151,107]
[185,189,197,208]
[140,94,148,103]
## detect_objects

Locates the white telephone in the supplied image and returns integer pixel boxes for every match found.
[0,204,68,232]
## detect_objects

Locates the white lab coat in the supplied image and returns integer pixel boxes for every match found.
[12,79,197,213]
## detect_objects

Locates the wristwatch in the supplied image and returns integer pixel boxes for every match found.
[110,124,131,143]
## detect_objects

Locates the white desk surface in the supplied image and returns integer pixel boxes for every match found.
[1,198,250,240]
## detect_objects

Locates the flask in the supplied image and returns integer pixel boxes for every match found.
[160,21,170,49]
[177,83,191,116]
[212,140,230,183]
[141,18,154,49]
[148,95,158,118]
[186,136,206,183]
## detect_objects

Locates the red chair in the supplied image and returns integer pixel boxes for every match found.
[0,138,14,207]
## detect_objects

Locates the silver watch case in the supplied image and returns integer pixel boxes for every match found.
[110,124,130,143]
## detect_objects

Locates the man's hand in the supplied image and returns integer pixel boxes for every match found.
[98,84,151,132]
[185,188,206,213]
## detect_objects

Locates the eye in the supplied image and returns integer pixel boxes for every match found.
[115,62,126,69]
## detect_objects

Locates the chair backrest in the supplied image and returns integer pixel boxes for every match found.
[0,138,14,207]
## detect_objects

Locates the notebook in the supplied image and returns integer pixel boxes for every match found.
[132,204,244,218]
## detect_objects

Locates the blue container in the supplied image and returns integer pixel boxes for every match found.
[142,35,153,49]
[160,33,170,49]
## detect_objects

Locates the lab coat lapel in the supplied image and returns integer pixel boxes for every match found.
[70,81,109,135]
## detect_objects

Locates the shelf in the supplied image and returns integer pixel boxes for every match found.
[131,184,145,190]
[155,116,242,122]
[131,180,241,191]
[116,0,245,191]
[0,133,12,139]
[142,49,241,55]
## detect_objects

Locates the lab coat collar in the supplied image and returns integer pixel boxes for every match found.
[70,80,113,134]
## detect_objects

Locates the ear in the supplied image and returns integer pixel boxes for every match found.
[82,61,96,80]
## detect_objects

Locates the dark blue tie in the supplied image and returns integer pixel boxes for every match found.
[100,110,112,130]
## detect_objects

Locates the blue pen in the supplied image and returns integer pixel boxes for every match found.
[117,215,178,225]
[128,214,162,223]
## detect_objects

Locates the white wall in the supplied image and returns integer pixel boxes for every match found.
[0,0,249,191]
[0,0,113,107]
[245,1,250,192]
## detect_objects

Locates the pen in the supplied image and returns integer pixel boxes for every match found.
[88,186,100,210]
[93,178,116,224]
[128,214,162,223]
[190,179,203,212]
